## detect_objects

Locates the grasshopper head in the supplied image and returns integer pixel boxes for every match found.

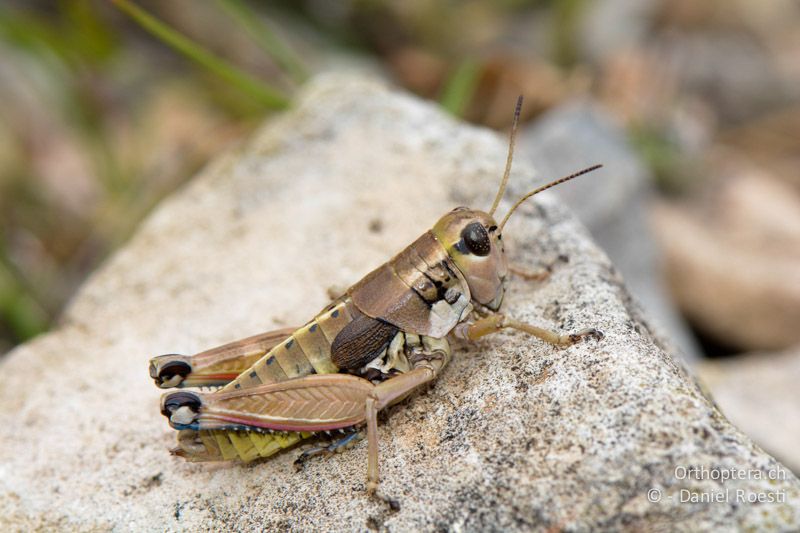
[433,208,508,310]
[432,96,602,312]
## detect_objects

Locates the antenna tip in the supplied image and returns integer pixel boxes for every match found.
[514,95,523,116]
[574,163,603,179]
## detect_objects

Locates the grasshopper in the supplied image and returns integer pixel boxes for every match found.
[150,97,603,493]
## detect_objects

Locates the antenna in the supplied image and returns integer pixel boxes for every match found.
[498,164,603,232]
[488,95,523,216]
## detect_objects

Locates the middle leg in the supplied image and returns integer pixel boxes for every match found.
[294,429,365,471]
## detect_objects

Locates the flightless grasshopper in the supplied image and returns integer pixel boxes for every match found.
[150,97,603,493]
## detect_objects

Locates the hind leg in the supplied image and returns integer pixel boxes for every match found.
[150,327,296,389]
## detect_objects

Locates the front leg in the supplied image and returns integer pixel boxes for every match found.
[455,313,603,346]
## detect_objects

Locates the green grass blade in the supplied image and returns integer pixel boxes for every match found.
[439,59,480,117]
[112,0,289,109]
[0,254,49,342]
[216,0,308,84]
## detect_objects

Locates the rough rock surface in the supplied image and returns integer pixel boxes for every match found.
[1,75,798,531]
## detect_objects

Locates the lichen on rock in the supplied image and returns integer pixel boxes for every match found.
[0,74,798,531]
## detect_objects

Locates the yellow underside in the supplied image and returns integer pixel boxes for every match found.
[199,430,312,462]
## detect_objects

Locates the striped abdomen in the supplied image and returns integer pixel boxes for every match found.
[220,299,355,392]
[175,299,358,462]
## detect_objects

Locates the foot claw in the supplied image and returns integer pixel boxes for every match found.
[569,328,604,344]
[294,431,362,472]
[294,448,333,471]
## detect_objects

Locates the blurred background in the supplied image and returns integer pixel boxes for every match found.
[0,1,798,468]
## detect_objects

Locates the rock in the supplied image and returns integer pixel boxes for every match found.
[582,1,795,124]
[0,74,798,531]
[655,31,790,124]
[652,163,800,352]
[698,345,800,474]
[580,0,662,63]
[518,101,701,360]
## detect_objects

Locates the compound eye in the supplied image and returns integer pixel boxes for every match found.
[461,222,491,256]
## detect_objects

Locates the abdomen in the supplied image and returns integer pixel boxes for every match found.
[175,298,358,462]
